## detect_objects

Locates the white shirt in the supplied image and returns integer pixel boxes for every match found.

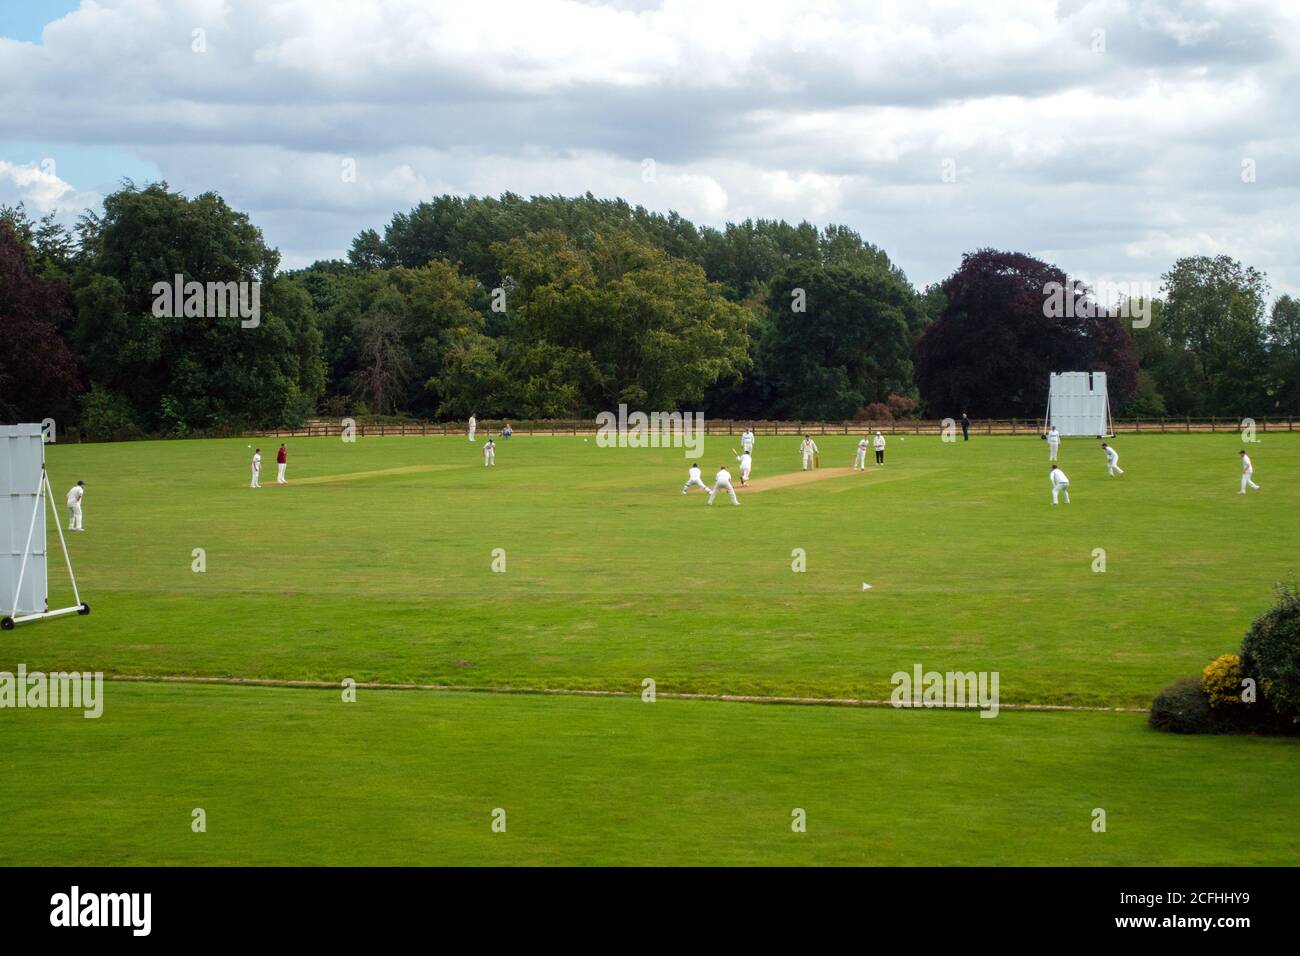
[741,431,754,448]
[800,439,818,453]
[252,453,261,471]
[1047,429,1060,443]
[1242,455,1253,474]
[67,486,83,507]
[688,466,702,480]
[858,439,869,450]
[715,468,732,485]
[873,434,885,450]
[1050,468,1068,485]
[1105,446,1119,463]
[484,441,495,453]
[737,453,752,469]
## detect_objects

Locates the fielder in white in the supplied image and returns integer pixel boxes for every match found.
[66,480,85,531]
[873,430,886,466]
[1101,442,1124,476]
[1240,450,1260,493]
[1046,425,1060,462]
[741,428,755,453]
[468,414,477,442]
[1049,465,1070,505]
[708,465,739,506]
[250,448,262,488]
[681,464,711,496]
[799,435,819,471]
[853,437,869,470]
[484,438,496,466]
[735,450,752,485]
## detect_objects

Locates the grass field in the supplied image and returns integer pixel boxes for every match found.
[2,430,1298,864]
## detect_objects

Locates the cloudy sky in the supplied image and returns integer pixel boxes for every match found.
[2,0,1297,299]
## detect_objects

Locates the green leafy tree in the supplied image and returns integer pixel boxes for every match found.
[1159,255,1270,416]
[761,262,919,420]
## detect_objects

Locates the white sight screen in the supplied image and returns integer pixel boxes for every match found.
[0,424,48,616]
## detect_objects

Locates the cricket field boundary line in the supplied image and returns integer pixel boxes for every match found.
[105,673,1150,713]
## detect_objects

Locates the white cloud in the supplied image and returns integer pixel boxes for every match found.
[1,0,1298,295]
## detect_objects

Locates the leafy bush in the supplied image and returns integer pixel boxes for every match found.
[858,401,892,422]
[1149,677,1224,734]
[1239,583,1300,726]
[885,393,918,419]
[78,386,141,442]
[1202,654,1244,709]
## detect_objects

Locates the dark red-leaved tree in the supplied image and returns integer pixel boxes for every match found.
[914,249,1137,419]
[0,221,81,423]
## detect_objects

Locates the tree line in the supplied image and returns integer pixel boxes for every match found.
[3,183,1298,438]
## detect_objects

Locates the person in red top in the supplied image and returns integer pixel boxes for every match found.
[276,443,288,484]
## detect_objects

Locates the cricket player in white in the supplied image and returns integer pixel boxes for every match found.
[853,437,869,470]
[66,481,85,531]
[484,438,496,466]
[708,465,739,506]
[250,448,262,488]
[800,435,819,470]
[681,464,711,496]
[468,414,477,441]
[1046,425,1060,462]
[1240,450,1260,493]
[1101,442,1124,476]
[873,431,886,466]
[736,450,752,485]
[741,428,755,453]
[1049,465,1070,505]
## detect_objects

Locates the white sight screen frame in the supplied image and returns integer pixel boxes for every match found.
[1045,371,1113,437]
[0,423,49,616]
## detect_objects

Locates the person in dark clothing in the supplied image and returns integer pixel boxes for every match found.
[961,412,970,441]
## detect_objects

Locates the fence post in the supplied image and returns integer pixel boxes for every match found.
[1211,417,1216,433]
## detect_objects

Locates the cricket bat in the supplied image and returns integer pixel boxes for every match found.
[814,452,820,468]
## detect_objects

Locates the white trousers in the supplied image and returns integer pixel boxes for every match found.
[277,463,287,482]
[251,467,260,488]
[681,477,710,494]
[854,450,866,469]
[468,426,476,441]
[1048,442,1059,462]
[740,466,751,482]
[1107,461,1123,476]
[708,480,739,505]
[68,503,82,530]
[1241,473,1259,492]
[802,452,813,470]
[484,451,495,465]
[1052,481,1070,504]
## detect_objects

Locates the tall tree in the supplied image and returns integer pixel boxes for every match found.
[760,261,919,420]
[71,183,324,432]
[1268,294,1300,416]
[913,249,1137,418]
[0,221,81,423]
[1159,255,1270,416]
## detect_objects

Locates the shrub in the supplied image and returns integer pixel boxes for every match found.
[78,386,141,442]
[859,401,892,422]
[1202,654,1244,709]
[885,393,918,419]
[1149,677,1223,734]
[1239,583,1300,726]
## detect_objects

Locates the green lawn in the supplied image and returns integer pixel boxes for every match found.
[1,431,1297,864]
[2,681,1296,866]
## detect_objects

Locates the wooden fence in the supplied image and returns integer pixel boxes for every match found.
[250,416,1299,439]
